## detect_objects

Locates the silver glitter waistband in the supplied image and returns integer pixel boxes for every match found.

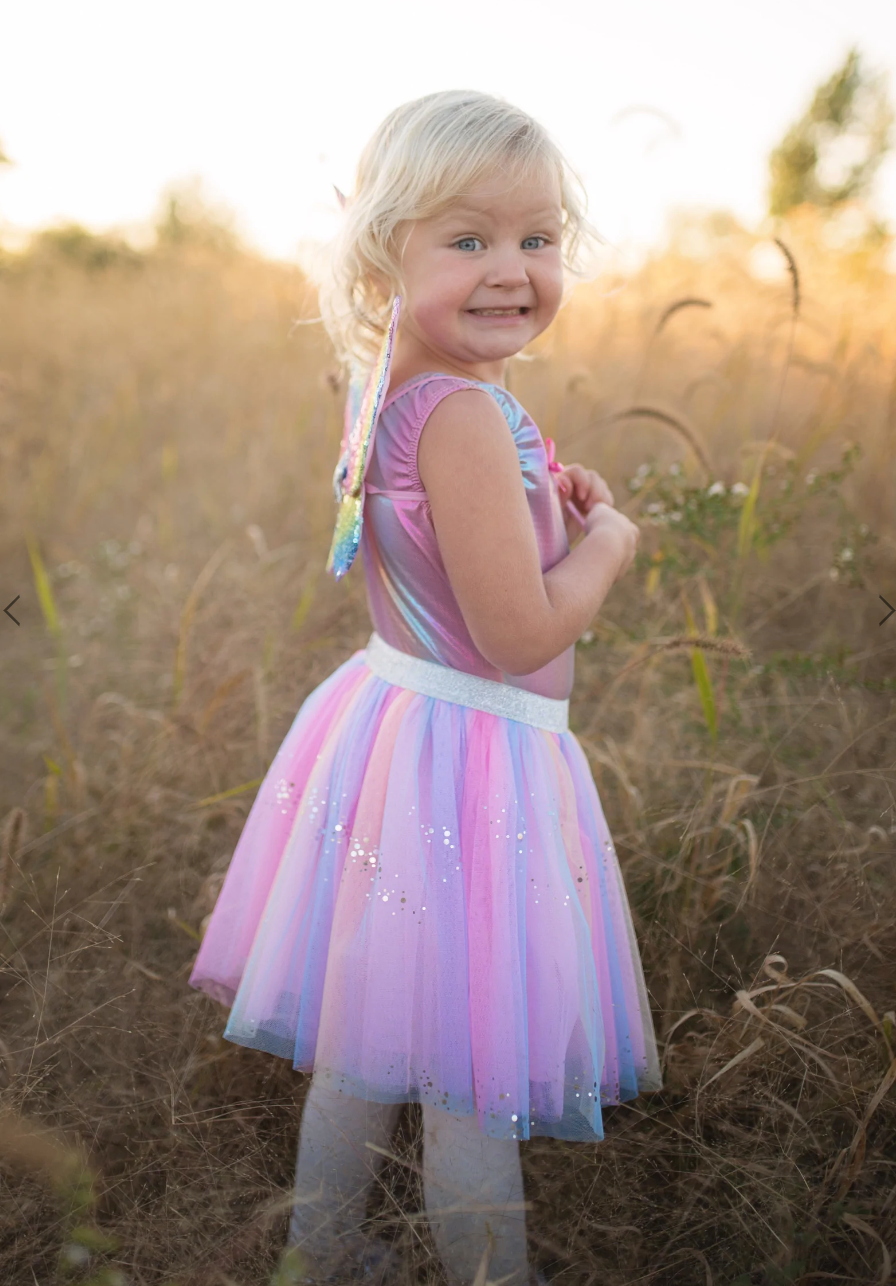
[363,631,569,734]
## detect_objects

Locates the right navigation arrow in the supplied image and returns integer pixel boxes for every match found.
[880,596,895,627]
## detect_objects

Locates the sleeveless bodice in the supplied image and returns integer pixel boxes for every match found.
[359,372,574,701]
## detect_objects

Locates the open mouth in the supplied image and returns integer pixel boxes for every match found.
[467,307,530,316]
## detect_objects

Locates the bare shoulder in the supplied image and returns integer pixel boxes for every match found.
[416,387,548,674]
[417,385,514,485]
[417,385,520,551]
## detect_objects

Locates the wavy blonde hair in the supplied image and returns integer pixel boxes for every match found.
[315,90,604,372]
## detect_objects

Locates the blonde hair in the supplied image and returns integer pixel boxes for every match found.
[315,90,604,372]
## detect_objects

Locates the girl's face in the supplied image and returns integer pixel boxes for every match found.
[392,166,565,384]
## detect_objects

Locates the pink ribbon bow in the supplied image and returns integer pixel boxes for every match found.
[545,437,586,529]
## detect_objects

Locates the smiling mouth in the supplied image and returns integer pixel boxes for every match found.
[467,307,530,316]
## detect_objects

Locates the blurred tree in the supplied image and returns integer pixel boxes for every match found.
[1,140,11,250]
[154,176,242,254]
[28,222,143,270]
[768,47,894,217]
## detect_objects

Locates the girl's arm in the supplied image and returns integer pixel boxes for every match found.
[418,390,630,676]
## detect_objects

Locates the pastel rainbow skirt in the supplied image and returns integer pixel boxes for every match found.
[189,632,662,1141]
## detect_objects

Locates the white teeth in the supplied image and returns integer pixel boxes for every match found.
[471,308,524,315]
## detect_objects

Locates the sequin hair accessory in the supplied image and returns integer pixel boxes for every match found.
[326,295,402,580]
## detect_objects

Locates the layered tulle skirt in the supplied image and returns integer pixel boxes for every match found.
[189,643,662,1141]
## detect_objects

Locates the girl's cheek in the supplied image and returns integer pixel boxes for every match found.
[534,256,563,301]
[413,299,451,339]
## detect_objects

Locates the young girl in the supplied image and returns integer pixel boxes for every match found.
[189,90,662,1286]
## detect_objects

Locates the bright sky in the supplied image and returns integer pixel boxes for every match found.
[1,0,895,265]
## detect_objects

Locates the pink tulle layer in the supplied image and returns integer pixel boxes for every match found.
[189,648,662,1141]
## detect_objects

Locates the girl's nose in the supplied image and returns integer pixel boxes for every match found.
[483,248,530,288]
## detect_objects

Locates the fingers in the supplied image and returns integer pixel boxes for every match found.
[557,465,586,503]
[557,465,615,510]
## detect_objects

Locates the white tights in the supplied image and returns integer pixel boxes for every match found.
[286,1071,531,1285]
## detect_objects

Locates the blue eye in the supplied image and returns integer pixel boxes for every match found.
[522,236,548,250]
[454,237,482,252]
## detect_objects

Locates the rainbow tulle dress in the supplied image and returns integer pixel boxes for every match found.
[189,366,663,1142]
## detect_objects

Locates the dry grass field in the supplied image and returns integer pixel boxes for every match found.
[0,209,894,1286]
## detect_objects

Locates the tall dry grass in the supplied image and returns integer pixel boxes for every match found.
[0,211,894,1286]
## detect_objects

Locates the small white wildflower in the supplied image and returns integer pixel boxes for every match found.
[636,463,650,477]
[669,462,682,476]
[62,1245,91,1267]
[805,471,817,485]
[646,502,663,514]
[629,478,642,491]
[859,524,869,536]
[669,511,682,522]
[829,567,840,581]
[707,481,726,497]
[841,547,853,562]
[730,482,749,497]
[580,629,595,644]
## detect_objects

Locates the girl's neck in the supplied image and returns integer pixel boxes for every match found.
[388,334,509,391]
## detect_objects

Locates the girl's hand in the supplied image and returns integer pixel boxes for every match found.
[556,463,615,513]
[583,503,640,580]
[556,464,615,544]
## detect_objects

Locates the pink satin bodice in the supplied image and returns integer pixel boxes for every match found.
[358,372,575,701]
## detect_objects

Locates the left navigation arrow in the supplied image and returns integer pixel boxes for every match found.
[4,596,20,626]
